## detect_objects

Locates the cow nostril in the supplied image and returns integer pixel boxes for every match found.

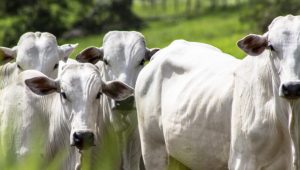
[281,84,289,96]
[72,132,95,150]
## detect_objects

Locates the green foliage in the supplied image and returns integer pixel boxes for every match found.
[1,0,142,46]
[64,7,250,59]
[241,0,300,32]
[1,0,70,46]
[3,1,67,46]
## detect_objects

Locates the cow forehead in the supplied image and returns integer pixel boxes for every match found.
[103,31,146,60]
[18,32,56,44]
[17,32,59,61]
[269,16,300,40]
[59,64,102,90]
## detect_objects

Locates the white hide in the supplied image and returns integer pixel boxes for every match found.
[230,15,300,169]
[136,15,300,170]
[100,31,157,170]
[77,31,159,170]
[0,63,133,170]
[0,32,77,129]
[135,39,239,169]
[0,32,77,88]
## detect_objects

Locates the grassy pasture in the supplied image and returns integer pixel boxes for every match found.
[62,6,252,59]
[0,1,253,169]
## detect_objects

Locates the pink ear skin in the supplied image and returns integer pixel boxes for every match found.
[0,48,15,65]
[237,34,268,56]
[145,48,160,61]
[76,47,103,64]
[25,77,59,95]
[102,81,134,101]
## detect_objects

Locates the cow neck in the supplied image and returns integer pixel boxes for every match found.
[47,93,71,158]
[289,102,300,169]
[99,63,128,132]
[0,62,18,90]
[268,51,300,169]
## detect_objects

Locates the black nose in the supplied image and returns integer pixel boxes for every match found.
[72,131,95,150]
[114,96,135,111]
[281,82,300,99]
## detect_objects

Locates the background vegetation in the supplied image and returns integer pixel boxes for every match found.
[1,0,300,169]
[0,0,299,59]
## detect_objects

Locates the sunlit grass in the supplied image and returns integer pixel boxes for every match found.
[0,2,253,169]
[64,7,252,59]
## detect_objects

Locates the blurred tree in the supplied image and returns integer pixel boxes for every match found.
[174,0,179,12]
[186,0,192,15]
[2,0,69,46]
[1,0,142,46]
[241,0,300,32]
[109,0,143,29]
[194,0,201,15]
[210,0,218,9]
[72,0,142,36]
[162,0,167,10]
[222,0,228,8]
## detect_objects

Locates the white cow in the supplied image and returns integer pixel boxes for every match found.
[0,32,77,87]
[76,31,159,170]
[0,32,77,125]
[135,15,300,170]
[0,63,133,170]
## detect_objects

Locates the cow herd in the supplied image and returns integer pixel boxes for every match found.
[1,15,300,170]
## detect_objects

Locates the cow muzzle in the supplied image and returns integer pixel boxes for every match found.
[71,130,95,150]
[279,81,300,100]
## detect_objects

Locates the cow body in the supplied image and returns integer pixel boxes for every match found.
[230,52,292,170]
[136,40,238,169]
[136,15,300,170]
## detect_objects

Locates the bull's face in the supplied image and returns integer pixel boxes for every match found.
[76,31,159,110]
[0,32,77,78]
[238,15,300,100]
[59,64,102,150]
[25,63,134,150]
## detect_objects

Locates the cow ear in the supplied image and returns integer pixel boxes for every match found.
[76,47,103,64]
[25,76,60,95]
[102,81,134,101]
[237,34,268,56]
[145,48,160,61]
[59,43,78,62]
[0,46,17,65]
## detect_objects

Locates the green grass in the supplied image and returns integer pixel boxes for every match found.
[64,7,252,59]
[141,9,250,59]
[1,2,253,169]
[132,0,245,19]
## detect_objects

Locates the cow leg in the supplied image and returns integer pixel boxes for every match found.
[121,113,142,170]
[142,142,168,170]
[140,128,168,170]
[168,156,191,170]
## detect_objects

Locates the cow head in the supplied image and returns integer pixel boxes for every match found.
[76,31,159,110]
[24,63,134,150]
[0,32,77,78]
[238,15,300,100]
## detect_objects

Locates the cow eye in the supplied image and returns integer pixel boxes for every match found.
[17,64,23,70]
[268,44,275,51]
[53,63,59,70]
[61,92,67,99]
[139,59,145,66]
[103,59,109,65]
[96,92,102,99]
